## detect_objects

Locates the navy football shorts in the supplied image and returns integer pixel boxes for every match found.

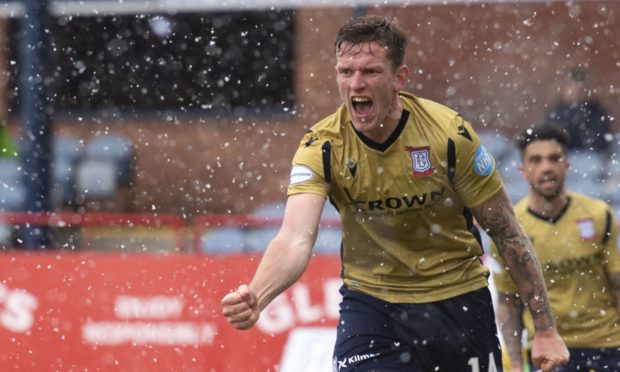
[332,286,503,371]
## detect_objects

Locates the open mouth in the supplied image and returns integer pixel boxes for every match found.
[538,176,557,189]
[351,97,373,116]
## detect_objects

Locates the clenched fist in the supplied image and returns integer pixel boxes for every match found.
[221,284,260,330]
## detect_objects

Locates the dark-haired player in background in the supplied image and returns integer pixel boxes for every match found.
[222,15,568,371]
[491,124,620,371]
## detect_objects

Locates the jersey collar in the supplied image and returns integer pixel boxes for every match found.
[352,110,410,152]
[526,196,572,224]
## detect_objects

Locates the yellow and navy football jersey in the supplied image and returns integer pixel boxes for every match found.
[491,192,620,348]
[287,92,503,303]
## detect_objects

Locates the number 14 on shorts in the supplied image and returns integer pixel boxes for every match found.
[468,353,499,372]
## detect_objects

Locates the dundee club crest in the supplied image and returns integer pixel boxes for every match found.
[406,146,434,177]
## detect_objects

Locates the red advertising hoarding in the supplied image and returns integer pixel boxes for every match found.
[0,253,342,371]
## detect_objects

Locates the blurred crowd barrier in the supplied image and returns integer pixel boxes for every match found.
[0,211,185,252]
[0,253,341,371]
[0,208,342,254]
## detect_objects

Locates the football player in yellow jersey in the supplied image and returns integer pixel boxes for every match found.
[222,15,568,371]
[491,124,620,371]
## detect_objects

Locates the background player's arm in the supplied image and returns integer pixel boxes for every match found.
[221,193,324,330]
[497,292,526,371]
[472,187,568,370]
[608,272,620,314]
[604,219,620,314]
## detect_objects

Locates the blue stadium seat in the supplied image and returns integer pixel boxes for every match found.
[0,158,24,247]
[602,158,620,204]
[243,200,344,254]
[51,135,84,206]
[75,134,134,203]
[571,177,605,199]
[0,158,25,211]
[244,227,278,253]
[0,223,11,247]
[315,201,342,254]
[252,201,286,218]
[75,159,119,198]
[201,227,246,254]
[244,202,284,252]
[314,227,342,254]
[496,148,529,203]
[84,134,134,185]
[53,135,84,164]
[477,130,513,163]
[567,150,606,183]
[321,201,340,219]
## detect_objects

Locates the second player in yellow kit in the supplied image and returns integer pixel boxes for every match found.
[492,124,620,371]
[494,194,620,348]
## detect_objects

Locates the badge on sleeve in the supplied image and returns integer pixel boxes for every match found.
[576,218,596,241]
[473,144,494,176]
[290,165,313,185]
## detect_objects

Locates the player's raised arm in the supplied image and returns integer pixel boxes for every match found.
[471,187,569,371]
[221,193,324,330]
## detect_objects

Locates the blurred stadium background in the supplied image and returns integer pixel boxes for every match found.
[0,0,619,370]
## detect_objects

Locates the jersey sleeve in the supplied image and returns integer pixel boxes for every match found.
[489,241,519,295]
[286,130,330,197]
[451,117,503,208]
[604,209,620,273]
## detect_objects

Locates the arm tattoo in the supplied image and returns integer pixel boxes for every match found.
[473,189,556,331]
